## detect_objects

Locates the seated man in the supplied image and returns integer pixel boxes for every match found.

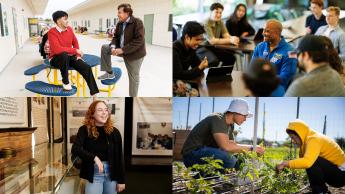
[48,11,99,95]
[182,99,264,169]
[305,0,327,35]
[173,21,208,80]
[251,19,297,90]
[315,6,345,61]
[276,119,345,194]
[203,3,239,76]
[285,35,345,96]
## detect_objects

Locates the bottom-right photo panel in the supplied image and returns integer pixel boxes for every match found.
[172,97,345,194]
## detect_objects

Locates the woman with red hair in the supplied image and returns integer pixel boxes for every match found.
[72,100,125,194]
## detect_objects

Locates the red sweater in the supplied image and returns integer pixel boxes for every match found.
[48,26,80,59]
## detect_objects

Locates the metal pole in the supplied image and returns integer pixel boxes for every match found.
[199,103,202,121]
[294,97,300,159]
[253,97,259,150]
[262,103,266,146]
[212,97,215,112]
[323,115,327,135]
[186,97,190,130]
[296,97,300,119]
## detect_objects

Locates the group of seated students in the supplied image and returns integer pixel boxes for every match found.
[173,0,345,97]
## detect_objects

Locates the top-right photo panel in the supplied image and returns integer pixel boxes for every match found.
[172,0,345,97]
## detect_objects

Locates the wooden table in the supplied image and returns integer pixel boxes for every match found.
[197,70,249,97]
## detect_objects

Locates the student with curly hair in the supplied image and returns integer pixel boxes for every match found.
[72,100,125,194]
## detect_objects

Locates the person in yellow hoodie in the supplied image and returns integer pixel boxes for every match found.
[276,119,345,194]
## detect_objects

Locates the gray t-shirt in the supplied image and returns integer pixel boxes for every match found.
[181,113,232,156]
[285,64,345,97]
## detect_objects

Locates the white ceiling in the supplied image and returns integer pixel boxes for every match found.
[67,0,113,15]
[25,0,49,15]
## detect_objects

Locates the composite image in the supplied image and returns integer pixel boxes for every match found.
[0,0,345,194]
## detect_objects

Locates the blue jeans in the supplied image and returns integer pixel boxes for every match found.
[183,147,237,169]
[85,161,117,194]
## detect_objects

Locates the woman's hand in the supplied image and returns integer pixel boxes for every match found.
[94,156,103,173]
[116,184,126,192]
[276,161,289,173]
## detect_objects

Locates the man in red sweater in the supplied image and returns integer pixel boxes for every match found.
[48,11,99,95]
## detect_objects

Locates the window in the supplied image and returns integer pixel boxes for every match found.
[99,18,102,31]
[168,14,172,31]
[106,18,111,28]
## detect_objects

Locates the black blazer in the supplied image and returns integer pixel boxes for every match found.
[71,125,125,183]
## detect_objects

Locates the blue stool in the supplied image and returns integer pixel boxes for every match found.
[24,64,49,81]
[99,67,122,96]
[25,81,77,96]
[43,54,101,97]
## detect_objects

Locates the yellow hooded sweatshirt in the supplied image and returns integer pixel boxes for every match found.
[287,119,345,169]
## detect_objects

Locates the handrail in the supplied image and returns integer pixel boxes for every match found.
[53,157,79,193]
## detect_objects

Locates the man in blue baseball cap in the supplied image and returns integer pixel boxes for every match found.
[181,98,265,169]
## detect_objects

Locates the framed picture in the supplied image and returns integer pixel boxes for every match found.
[31,97,49,145]
[0,97,25,124]
[52,97,62,140]
[132,98,172,156]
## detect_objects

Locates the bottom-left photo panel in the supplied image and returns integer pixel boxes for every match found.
[0,97,172,194]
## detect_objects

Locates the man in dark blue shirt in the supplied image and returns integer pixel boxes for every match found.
[305,0,327,34]
[251,19,297,90]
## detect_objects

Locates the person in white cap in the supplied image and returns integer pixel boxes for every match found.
[181,98,265,169]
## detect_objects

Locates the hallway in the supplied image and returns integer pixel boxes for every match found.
[0,34,172,97]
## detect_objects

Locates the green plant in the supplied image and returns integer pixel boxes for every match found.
[173,147,308,194]
[259,159,306,193]
[176,157,233,194]
[235,149,307,194]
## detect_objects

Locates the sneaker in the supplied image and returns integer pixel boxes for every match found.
[63,83,72,90]
[98,72,115,80]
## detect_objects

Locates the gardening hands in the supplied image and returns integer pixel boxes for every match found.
[116,184,125,192]
[276,161,289,173]
[254,145,265,156]
[94,156,103,173]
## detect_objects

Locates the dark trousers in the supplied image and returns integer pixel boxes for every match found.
[183,147,238,169]
[50,52,99,95]
[207,46,236,69]
[306,157,345,193]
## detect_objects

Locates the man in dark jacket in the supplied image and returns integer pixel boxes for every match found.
[99,3,146,97]
[173,21,208,81]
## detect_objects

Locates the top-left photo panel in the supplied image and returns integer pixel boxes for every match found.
[0,0,172,97]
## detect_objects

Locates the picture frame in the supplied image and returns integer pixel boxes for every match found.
[131,98,172,156]
[0,97,25,124]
